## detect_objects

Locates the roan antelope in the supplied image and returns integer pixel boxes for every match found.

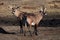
[9,6,25,33]
[10,5,47,36]
[22,6,47,36]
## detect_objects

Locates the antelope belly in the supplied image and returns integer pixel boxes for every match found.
[31,22,35,25]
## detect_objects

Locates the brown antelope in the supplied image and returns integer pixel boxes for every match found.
[9,5,47,36]
[9,6,25,33]
[22,6,47,36]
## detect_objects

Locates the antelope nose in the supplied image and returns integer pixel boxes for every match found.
[11,11,14,14]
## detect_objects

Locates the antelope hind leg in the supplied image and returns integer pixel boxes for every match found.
[34,25,38,35]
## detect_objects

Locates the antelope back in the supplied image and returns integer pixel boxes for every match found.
[24,12,43,25]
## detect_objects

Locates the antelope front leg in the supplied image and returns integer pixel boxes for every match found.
[28,25,32,36]
[20,25,23,33]
[19,20,23,33]
[34,24,38,35]
[24,23,28,36]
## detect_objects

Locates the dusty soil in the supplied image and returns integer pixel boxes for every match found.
[0,26,60,40]
[0,18,60,40]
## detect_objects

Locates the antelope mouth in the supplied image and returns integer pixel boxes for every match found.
[45,13,47,15]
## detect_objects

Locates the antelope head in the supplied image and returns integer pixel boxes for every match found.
[40,5,47,15]
[11,7,19,14]
[9,5,22,17]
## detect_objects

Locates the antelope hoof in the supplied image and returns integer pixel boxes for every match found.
[35,31,38,36]
[20,30,23,33]
[24,33,26,36]
[29,31,32,36]
[35,33,38,36]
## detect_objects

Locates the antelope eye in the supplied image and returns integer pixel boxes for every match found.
[12,10,15,12]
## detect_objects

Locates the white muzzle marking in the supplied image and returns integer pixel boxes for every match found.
[45,13,47,15]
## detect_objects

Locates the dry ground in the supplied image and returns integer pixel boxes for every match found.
[0,16,60,40]
[0,0,60,40]
[0,25,60,40]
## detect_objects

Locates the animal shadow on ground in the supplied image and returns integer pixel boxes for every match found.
[0,17,60,27]
[39,19,60,27]
[0,27,15,34]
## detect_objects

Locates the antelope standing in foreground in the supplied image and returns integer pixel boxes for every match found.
[22,6,47,36]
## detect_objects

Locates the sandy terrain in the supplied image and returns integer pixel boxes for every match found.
[0,0,60,40]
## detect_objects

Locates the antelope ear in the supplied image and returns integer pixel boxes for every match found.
[40,7,46,12]
[40,7,43,12]
[16,7,19,9]
[16,6,20,9]
[44,8,46,12]
[8,5,15,10]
